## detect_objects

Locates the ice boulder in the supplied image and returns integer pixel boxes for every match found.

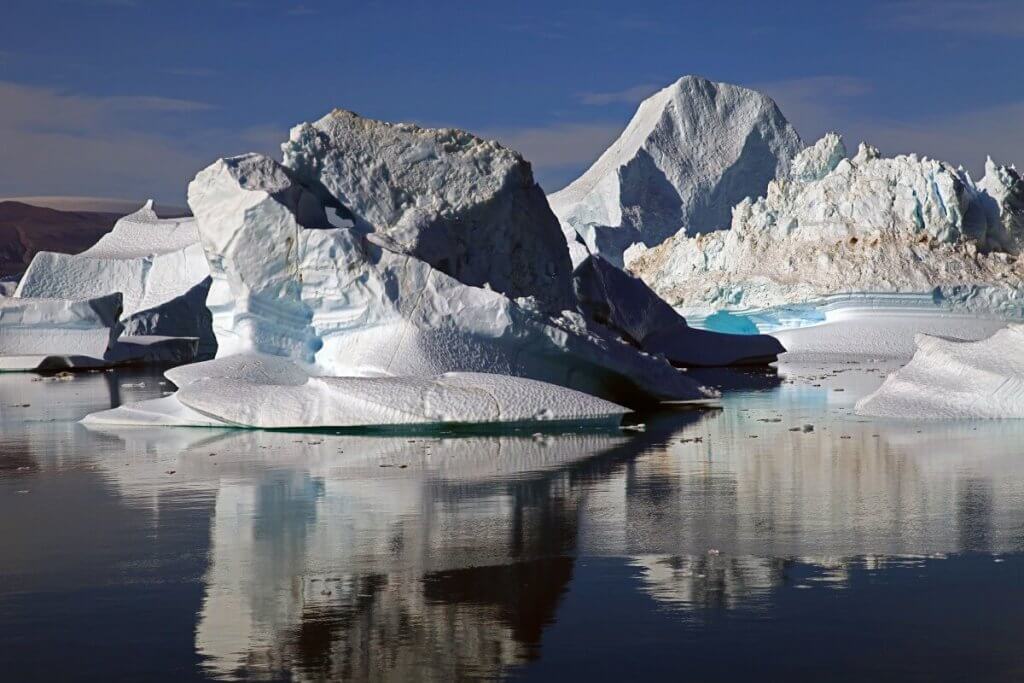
[187,152,710,406]
[628,135,1024,318]
[281,109,575,312]
[856,325,1024,419]
[0,292,123,366]
[15,201,214,355]
[84,353,629,429]
[573,254,784,366]
[548,75,803,267]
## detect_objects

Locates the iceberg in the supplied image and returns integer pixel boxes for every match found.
[184,138,710,407]
[856,325,1024,419]
[548,75,802,267]
[283,108,576,312]
[15,201,214,356]
[0,292,123,370]
[573,254,783,365]
[628,134,1024,353]
[83,352,628,429]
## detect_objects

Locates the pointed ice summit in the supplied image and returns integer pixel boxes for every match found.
[549,75,802,267]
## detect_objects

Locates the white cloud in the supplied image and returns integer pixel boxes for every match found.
[0,81,281,203]
[577,83,661,106]
[755,75,1024,174]
[884,0,1024,36]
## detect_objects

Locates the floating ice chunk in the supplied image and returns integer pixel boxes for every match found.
[84,353,629,429]
[855,325,1024,418]
[15,201,214,355]
[0,292,123,360]
[573,254,783,366]
[548,75,802,267]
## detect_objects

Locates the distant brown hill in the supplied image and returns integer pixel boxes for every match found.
[0,201,122,278]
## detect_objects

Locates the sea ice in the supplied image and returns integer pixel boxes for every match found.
[83,352,629,429]
[15,201,214,355]
[856,325,1024,418]
[548,75,802,267]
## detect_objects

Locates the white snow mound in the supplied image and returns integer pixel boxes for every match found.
[628,134,1024,316]
[83,353,629,429]
[549,75,802,267]
[15,201,214,353]
[187,151,710,406]
[856,325,1024,419]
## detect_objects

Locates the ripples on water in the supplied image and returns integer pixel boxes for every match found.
[2,360,1024,681]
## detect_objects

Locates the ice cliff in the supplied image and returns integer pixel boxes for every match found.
[856,325,1024,419]
[0,293,123,364]
[15,202,214,355]
[548,75,802,267]
[628,133,1024,317]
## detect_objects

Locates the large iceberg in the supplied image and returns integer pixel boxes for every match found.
[84,352,628,429]
[184,150,711,407]
[628,134,1024,352]
[856,325,1024,419]
[548,75,803,267]
[15,201,214,355]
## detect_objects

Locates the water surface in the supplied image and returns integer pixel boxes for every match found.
[3,360,1024,681]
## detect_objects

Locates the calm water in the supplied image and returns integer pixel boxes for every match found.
[3,360,1024,681]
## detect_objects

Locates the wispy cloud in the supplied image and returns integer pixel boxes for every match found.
[756,75,1023,173]
[883,0,1024,36]
[0,81,281,203]
[286,4,316,16]
[163,66,219,78]
[577,83,661,106]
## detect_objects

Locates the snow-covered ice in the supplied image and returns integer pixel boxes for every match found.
[83,352,629,429]
[856,325,1024,418]
[15,201,214,355]
[549,75,802,267]
[186,144,711,406]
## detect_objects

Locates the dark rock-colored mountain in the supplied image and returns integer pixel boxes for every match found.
[0,202,122,278]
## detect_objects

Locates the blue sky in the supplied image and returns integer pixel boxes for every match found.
[1,0,1023,203]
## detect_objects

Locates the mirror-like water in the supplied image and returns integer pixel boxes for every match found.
[3,360,1024,681]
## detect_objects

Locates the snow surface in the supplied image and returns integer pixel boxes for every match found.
[548,75,802,267]
[187,150,712,406]
[14,201,214,353]
[283,109,575,312]
[0,292,122,359]
[856,325,1024,418]
[628,134,1024,317]
[84,352,629,429]
[573,254,784,365]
